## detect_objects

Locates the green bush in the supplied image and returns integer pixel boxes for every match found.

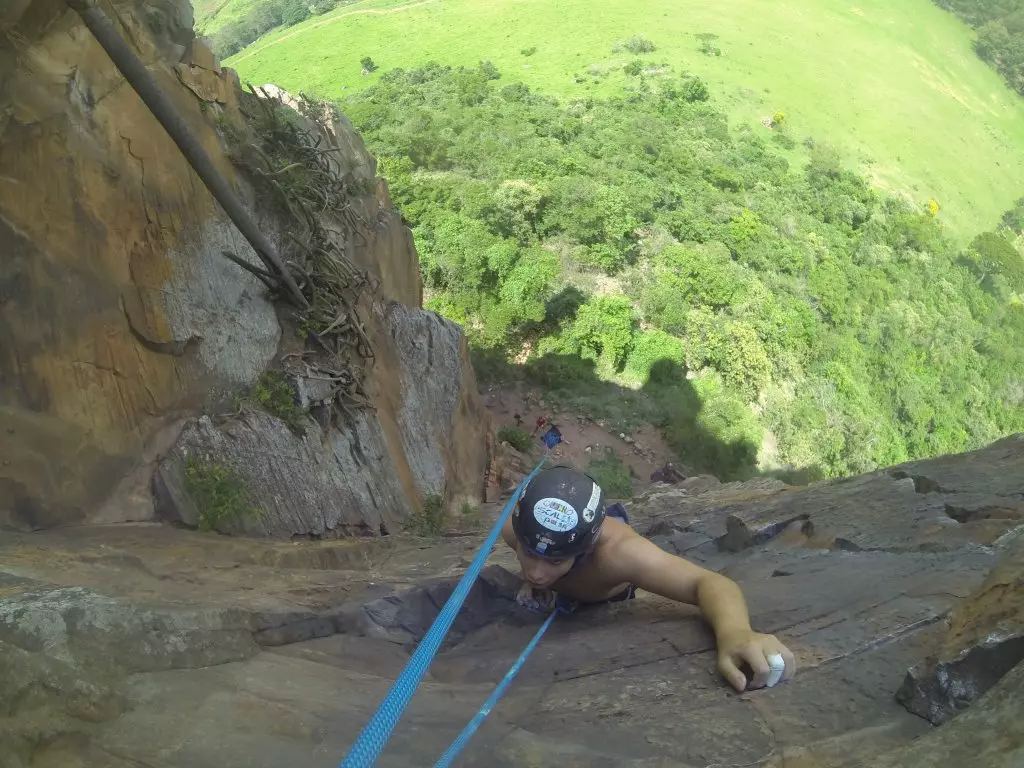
[497,426,533,453]
[566,296,637,373]
[964,231,1024,293]
[772,128,796,150]
[623,329,686,386]
[479,59,502,80]
[520,46,538,56]
[1000,197,1024,234]
[587,453,633,499]
[523,353,598,390]
[238,371,308,434]
[184,458,263,532]
[681,75,710,102]
[407,493,447,535]
[281,0,309,25]
[622,35,656,54]
[623,59,644,76]
[361,56,378,72]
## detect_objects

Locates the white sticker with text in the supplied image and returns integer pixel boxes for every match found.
[533,498,579,532]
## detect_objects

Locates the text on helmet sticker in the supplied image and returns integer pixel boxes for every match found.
[533,497,579,532]
[582,481,601,523]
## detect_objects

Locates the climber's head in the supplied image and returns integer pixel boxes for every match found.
[511,466,605,587]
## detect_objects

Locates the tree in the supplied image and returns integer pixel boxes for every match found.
[681,75,710,102]
[1001,197,1024,234]
[568,296,637,371]
[280,0,310,25]
[478,60,501,80]
[963,231,1024,293]
[488,180,544,242]
[250,3,283,34]
[361,56,378,73]
[623,35,656,54]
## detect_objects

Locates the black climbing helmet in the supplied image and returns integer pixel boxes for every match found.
[512,466,605,560]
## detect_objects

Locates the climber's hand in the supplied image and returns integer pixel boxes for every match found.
[515,582,554,613]
[716,629,796,692]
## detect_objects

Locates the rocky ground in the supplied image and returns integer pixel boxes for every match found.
[3,436,1024,768]
[483,382,679,490]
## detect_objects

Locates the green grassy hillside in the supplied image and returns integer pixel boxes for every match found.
[225,0,1024,239]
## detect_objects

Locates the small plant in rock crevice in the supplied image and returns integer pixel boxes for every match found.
[406,493,447,536]
[497,426,533,453]
[185,457,264,532]
[234,371,308,434]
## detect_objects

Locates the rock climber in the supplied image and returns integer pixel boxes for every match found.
[501,465,796,693]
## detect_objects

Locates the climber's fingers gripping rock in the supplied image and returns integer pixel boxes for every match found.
[515,582,554,613]
[717,630,796,692]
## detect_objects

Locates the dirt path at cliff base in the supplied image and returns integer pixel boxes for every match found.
[483,382,679,494]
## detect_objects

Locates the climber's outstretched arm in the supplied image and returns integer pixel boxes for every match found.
[600,529,797,692]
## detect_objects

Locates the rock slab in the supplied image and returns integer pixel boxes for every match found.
[897,534,1024,724]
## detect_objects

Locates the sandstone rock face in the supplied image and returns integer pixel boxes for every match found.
[1,1,269,529]
[1,436,1022,767]
[896,533,1024,724]
[0,0,486,533]
[156,409,416,537]
[864,659,1024,768]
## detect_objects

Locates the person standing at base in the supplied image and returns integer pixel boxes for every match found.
[501,465,797,692]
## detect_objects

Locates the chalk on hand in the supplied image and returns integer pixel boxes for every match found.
[766,653,785,688]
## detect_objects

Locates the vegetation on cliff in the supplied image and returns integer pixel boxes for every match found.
[341,63,1024,481]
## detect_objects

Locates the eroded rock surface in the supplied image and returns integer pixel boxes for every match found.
[0,0,488,534]
[864,659,1024,768]
[896,533,1024,724]
[1,436,1022,767]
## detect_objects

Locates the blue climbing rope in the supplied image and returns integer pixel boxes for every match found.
[434,607,559,768]
[340,456,549,768]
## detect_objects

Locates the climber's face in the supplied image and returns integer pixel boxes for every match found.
[515,544,574,587]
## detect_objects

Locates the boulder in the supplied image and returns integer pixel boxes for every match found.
[896,535,1024,724]
[0,584,258,675]
[155,410,414,537]
[862,659,1024,768]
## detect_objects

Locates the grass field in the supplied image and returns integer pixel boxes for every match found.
[224,0,1024,238]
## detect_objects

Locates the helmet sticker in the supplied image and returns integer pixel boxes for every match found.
[582,481,601,523]
[535,541,548,553]
[533,497,579,532]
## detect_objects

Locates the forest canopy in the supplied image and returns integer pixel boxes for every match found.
[936,0,1024,94]
[342,63,1024,481]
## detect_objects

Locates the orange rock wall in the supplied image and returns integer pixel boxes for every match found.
[0,0,487,531]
